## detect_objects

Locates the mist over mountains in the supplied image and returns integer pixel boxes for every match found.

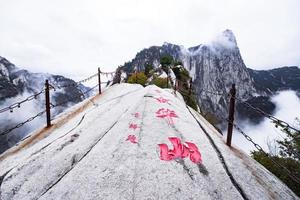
[122,29,300,125]
[1,29,299,155]
[0,56,89,153]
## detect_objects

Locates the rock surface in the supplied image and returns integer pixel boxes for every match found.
[0,83,297,200]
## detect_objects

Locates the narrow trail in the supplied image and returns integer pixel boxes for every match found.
[0,84,297,200]
[186,105,248,200]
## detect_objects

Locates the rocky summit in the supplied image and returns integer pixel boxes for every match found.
[122,30,300,124]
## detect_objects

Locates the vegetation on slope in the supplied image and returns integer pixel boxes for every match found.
[124,55,198,111]
[127,72,148,86]
[251,120,300,196]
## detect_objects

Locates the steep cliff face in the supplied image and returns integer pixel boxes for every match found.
[180,30,257,118]
[122,30,257,120]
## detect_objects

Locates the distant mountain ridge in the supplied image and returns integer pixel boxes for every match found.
[121,30,300,124]
[0,56,87,102]
[248,66,300,95]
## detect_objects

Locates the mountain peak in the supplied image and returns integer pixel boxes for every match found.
[209,29,237,49]
[222,29,237,44]
[162,42,180,49]
[162,42,173,46]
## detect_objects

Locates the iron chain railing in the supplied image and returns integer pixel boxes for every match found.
[51,84,100,108]
[0,89,45,114]
[101,71,116,75]
[0,69,115,137]
[235,97,300,133]
[53,73,98,89]
[0,110,46,136]
[171,77,300,185]
[230,121,300,185]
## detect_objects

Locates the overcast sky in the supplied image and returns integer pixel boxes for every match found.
[0,0,299,79]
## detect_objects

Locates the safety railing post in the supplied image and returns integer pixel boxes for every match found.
[189,78,193,95]
[166,67,169,88]
[226,84,236,147]
[45,80,51,127]
[98,67,102,94]
[135,70,137,84]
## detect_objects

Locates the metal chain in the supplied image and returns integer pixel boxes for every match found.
[79,84,100,99]
[0,110,46,136]
[52,84,99,108]
[0,89,45,114]
[53,73,98,89]
[0,72,111,136]
[231,122,264,151]
[180,77,298,132]
[53,70,115,89]
[0,72,102,114]
[198,89,226,96]
[77,73,98,84]
[175,79,300,184]
[230,120,300,184]
[235,97,300,133]
[100,71,116,75]
[0,84,99,136]
[200,108,300,185]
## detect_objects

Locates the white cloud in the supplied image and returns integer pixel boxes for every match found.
[231,90,300,154]
[0,0,299,79]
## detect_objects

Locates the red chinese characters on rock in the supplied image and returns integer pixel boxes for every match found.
[156,97,170,104]
[132,112,140,118]
[126,135,138,144]
[129,123,139,130]
[158,137,202,164]
[156,108,178,126]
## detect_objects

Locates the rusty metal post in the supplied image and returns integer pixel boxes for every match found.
[226,84,236,147]
[98,67,102,94]
[45,80,51,127]
[166,68,169,88]
[135,71,137,84]
[189,78,193,95]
